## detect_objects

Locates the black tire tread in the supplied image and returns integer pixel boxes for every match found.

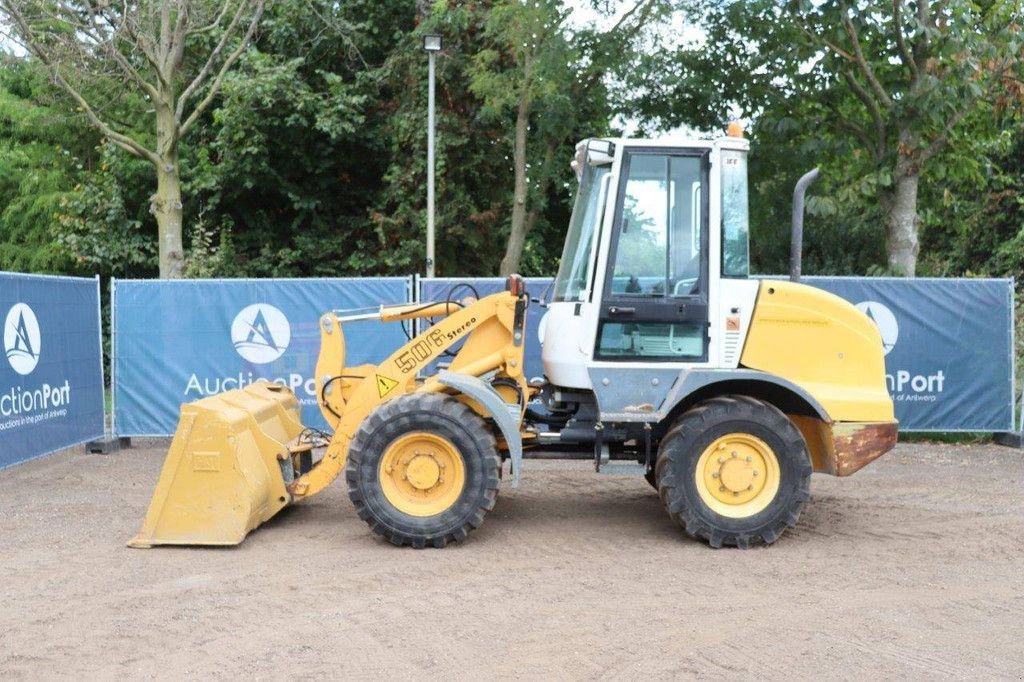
[345,392,501,548]
[656,395,812,548]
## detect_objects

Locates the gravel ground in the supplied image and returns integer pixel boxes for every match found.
[1,440,1022,680]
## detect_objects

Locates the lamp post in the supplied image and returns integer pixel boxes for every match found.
[423,34,442,278]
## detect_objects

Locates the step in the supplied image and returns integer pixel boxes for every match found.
[596,462,646,476]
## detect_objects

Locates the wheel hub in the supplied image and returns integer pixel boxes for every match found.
[406,454,442,490]
[695,433,781,518]
[718,455,756,493]
[378,432,465,517]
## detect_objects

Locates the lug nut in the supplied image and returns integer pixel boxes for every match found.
[732,491,739,497]
[752,471,759,477]
[747,485,753,491]
[718,457,725,464]
[746,456,752,463]
[719,485,726,492]
[732,451,738,458]
[711,472,719,479]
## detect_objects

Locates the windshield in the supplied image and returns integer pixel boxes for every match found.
[553,159,610,302]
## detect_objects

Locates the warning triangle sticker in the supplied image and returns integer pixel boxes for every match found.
[376,374,400,398]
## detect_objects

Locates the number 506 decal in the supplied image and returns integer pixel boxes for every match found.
[394,329,445,374]
[392,318,477,375]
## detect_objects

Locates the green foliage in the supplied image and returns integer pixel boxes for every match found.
[918,128,1024,276]
[182,211,240,278]
[58,144,156,276]
[1,0,1020,289]
[368,4,512,276]
[625,0,1023,276]
[0,58,95,274]
[179,0,418,277]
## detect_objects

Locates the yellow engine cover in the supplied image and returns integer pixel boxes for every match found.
[128,381,304,548]
[740,280,894,423]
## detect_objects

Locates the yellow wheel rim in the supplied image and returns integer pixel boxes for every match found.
[378,432,466,517]
[695,433,781,518]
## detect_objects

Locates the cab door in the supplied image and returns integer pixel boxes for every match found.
[595,148,710,362]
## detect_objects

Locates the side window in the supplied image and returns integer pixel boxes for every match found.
[721,149,750,277]
[608,154,704,297]
[597,322,705,358]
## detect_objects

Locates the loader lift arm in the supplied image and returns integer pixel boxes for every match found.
[292,284,529,500]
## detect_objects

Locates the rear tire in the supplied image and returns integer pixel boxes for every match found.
[656,396,811,548]
[346,393,500,548]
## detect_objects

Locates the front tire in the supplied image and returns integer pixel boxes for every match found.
[656,396,812,548]
[346,392,501,548]
[644,467,658,490]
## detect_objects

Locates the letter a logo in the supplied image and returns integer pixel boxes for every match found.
[855,301,898,355]
[231,304,291,364]
[246,309,278,349]
[4,303,41,375]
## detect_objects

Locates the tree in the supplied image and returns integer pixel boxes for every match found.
[0,57,96,273]
[468,0,574,276]
[795,0,1021,275]
[628,0,1023,275]
[180,0,395,277]
[469,0,666,276]
[368,3,517,277]
[0,0,265,278]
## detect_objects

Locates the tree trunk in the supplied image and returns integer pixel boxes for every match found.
[153,162,185,278]
[882,138,920,276]
[499,94,531,276]
[152,102,184,278]
[520,143,557,255]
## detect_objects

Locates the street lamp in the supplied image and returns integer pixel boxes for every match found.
[423,34,442,278]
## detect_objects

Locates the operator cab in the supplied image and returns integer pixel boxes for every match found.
[541,133,756,389]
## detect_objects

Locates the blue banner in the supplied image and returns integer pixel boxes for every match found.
[420,277,553,381]
[111,275,1015,436]
[0,273,105,468]
[802,277,1015,432]
[112,278,410,436]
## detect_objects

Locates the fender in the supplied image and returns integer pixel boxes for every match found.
[588,367,830,422]
[438,371,523,487]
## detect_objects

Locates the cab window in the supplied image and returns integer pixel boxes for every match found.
[607,154,704,297]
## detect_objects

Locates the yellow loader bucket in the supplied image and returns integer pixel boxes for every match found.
[128,381,305,548]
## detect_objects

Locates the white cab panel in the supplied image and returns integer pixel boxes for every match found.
[715,278,759,368]
[540,301,594,389]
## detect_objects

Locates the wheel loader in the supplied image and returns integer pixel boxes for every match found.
[129,127,897,550]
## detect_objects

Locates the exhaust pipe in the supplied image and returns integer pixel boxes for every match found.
[790,167,820,283]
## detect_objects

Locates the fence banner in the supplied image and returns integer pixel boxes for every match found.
[111,275,1014,436]
[0,273,105,468]
[801,277,1015,432]
[112,277,410,436]
[420,277,553,381]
